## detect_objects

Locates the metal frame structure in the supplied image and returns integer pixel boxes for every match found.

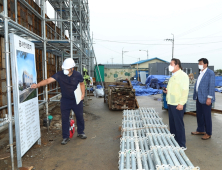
[0,0,95,169]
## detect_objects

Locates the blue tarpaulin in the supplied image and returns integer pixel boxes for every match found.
[145,75,171,88]
[215,76,222,87]
[150,78,160,89]
[131,80,163,96]
[97,85,103,89]
[215,87,222,93]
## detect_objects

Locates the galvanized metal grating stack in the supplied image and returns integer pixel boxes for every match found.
[119,108,200,170]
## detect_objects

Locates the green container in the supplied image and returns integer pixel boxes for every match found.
[94,65,104,82]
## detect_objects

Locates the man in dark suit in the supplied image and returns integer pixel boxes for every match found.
[192,58,215,140]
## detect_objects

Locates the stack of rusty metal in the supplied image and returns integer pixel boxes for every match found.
[104,80,139,110]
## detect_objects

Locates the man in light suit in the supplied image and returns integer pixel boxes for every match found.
[192,58,215,140]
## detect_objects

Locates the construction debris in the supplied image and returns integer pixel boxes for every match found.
[0,153,10,160]
[104,80,139,110]
[18,166,34,170]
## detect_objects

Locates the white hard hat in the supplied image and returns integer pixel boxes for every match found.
[62,58,75,69]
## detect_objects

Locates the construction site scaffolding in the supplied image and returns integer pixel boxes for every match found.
[0,0,94,168]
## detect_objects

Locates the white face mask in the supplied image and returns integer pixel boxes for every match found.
[198,65,203,70]
[168,65,174,72]
[63,69,69,75]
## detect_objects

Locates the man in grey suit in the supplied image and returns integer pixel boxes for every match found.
[192,58,215,140]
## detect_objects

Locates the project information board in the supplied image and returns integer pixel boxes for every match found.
[10,34,41,157]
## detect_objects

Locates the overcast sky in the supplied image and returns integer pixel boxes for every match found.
[89,0,222,69]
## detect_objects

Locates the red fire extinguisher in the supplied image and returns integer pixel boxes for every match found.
[69,119,75,138]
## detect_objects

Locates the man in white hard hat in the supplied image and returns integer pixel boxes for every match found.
[31,58,87,145]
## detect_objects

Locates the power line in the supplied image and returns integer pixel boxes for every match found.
[176,47,222,56]
[156,31,222,57]
[95,43,138,59]
[177,12,222,38]
[145,31,222,57]
[176,35,222,40]
[94,38,222,45]
[94,35,222,42]
[95,38,169,45]
[158,46,222,59]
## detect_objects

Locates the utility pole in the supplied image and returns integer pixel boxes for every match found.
[111,58,114,64]
[137,58,140,81]
[164,34,174,59]
[122,48,129,64]
[139,50,148,59]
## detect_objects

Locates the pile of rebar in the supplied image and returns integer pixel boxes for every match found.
[119,108,200,170]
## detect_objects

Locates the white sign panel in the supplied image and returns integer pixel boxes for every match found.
[10,34,41,157]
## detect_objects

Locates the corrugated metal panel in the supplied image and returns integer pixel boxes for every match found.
[149,63,214,79]
[94,65,105,82]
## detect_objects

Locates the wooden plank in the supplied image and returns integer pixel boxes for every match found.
[1,37,6,70]
[37,17,41,36]
[211,109,222,114]
[128,80,133,88]
[0,5,3,13]
[10,0,15,21]
[0,36,2,68]
[32,12,35,34]
[51,22,55,39]
[109,90,112,110]
[0,153,10,160]
[135,98,139,109]
[18,2,21,25]
[17,2,21,17]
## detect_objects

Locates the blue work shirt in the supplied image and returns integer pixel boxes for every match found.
[51,70,83,100]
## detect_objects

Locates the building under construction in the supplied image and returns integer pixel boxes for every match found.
[0,0,95,119]
[0,0,95,168]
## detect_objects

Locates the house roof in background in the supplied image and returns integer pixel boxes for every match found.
[131,57,169,65]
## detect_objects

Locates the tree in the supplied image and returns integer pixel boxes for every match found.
[215,69,222,75]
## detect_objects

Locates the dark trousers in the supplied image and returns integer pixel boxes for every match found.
[60,98,84,139]
[168,104,186,148]
[196,98,212,135]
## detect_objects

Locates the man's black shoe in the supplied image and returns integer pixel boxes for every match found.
[77,134,87,139]
[61,138,70,145]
